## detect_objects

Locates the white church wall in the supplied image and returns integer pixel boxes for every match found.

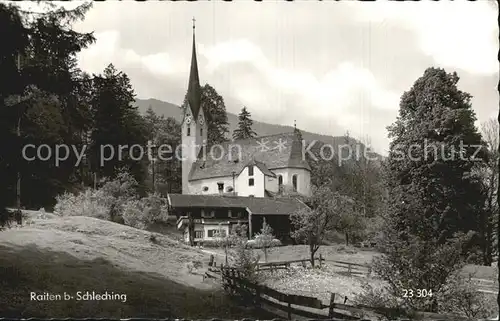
[272,168,311,196]
[265,175,279,193]
[236,165,265,197]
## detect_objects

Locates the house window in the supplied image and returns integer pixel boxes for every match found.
[194,230,204,239]
[278,175,283,186]
[202,210,215,218]
[292,174,298,191]
[208,229,225,237]
[248,165,254,176]
[248,178,254,186]
[187,126,191,136]
[229,210,241,218]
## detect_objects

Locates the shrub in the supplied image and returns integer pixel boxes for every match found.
[230,223,260,283]
[122,199,145,229]
[54,189,109,219]
[141,193,169,225]
[99,171,139,222]
[200,239,219,248]
[122,193,169,229]
[437,271,497,318]
[353,282,407,320]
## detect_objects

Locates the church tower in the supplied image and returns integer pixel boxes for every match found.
[181,18,207,195]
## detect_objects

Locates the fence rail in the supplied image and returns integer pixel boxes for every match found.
[211,265,466,321]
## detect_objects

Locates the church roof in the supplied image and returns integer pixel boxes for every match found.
[188,132,311,181]
[186,23,202,119]
[168,193,309,215]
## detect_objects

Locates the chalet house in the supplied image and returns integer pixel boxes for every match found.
[170,194,309,244]
[167,22,312,245]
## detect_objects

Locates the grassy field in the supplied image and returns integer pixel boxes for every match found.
[0,212,272,319]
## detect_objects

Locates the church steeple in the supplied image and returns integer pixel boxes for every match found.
[187,17,202,119]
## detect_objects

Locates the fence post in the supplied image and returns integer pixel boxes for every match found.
[319,254,323,268]
[328,293,336,318]
[209,254,214,267]
[348,263,352,276]
[231,269,236,293]
[286,295,291,320]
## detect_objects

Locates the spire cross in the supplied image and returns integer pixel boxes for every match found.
[294,120,297,129]
[192,17,196,30]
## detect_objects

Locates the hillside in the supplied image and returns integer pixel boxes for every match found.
[0,211,269,319]
[135,98,367,152]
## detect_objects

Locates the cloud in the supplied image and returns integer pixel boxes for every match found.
[66,1,496,155]
[351,1,498,75]
[201,39,400,134]
[78,31,187,77]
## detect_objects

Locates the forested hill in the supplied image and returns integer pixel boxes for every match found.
[135,98,381,158]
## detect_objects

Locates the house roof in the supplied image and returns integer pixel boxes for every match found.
[168,194,309,215]
[188,132,311,181]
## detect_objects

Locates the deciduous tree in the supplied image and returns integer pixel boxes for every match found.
[377,67,488,312]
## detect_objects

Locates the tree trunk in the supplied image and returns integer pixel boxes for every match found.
[188,213,194,247]
[345,232,349,246]
[225,246,228,265]
[264,247,268,263]
[496,8,500,311]
[310,243,317,267]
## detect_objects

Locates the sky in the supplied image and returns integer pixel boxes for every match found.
[19,1,499,154]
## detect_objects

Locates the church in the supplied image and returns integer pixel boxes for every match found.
[168,22,312,245]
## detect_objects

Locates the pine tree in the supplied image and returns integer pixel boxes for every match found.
[374,67,488,312]
[0,2,95,213]
[232,107,257,140]
[90,64,148,190]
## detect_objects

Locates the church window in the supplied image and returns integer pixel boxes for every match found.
[248,178,254,186]
[187,125,191,136]
[248,165,254,176]
[200,127,203,136]
[202,186,209,192]
[278,175,283,186]
[292,174,298,191]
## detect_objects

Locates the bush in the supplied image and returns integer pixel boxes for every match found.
[201,239,219,248]
[353,282,407,320]
[230,223,260,283]
[141,193,168,225]
[437,271,497,318]
[54,189,109,219]
[122,193,169,229]
[122,199,146,229]
[100,171,139,222]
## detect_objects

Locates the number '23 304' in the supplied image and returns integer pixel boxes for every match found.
[402,289,433,298]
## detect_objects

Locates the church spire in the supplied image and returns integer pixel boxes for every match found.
[187,17,202,119]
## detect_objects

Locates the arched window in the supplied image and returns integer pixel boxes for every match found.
[278,175,283,186]
[292,174,298,191]
[187,125,191,136]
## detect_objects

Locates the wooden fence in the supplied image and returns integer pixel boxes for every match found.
[207,265,465,321]
[205,256,469,320]
[216,265,359,320]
